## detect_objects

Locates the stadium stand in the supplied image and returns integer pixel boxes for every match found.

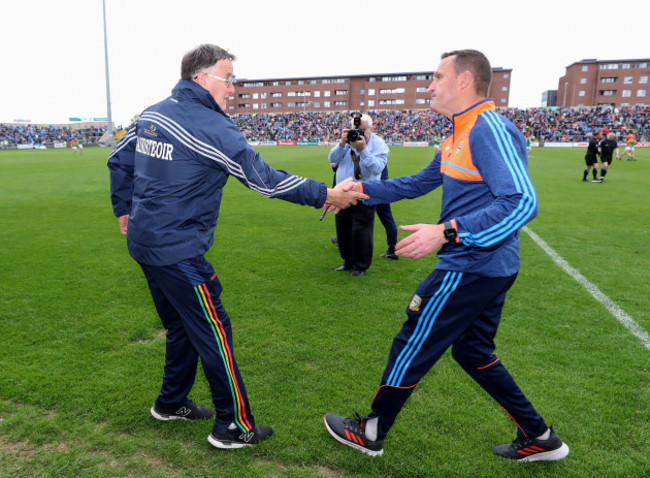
[231,106,648,143]
[0,123,106,148]
[1,106,646,148]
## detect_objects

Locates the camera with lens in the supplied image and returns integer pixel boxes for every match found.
[346,112,365,143]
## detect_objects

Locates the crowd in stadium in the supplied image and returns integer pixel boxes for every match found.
[0,123,106,148]
[1,105,647,147]
[232,105,648,144]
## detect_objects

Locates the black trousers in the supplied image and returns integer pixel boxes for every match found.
[335,202,376,271]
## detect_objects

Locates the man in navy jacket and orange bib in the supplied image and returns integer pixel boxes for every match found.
[324,50,570,462]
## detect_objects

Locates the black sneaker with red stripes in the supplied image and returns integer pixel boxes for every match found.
[493,426,569,462]
[324,412,384,457]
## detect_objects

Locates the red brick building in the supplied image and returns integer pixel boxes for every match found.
[228,68,512,115]
[557,58,649,107]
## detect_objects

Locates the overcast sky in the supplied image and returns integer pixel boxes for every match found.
[1,0,648,126]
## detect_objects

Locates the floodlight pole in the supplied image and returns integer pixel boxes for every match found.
[102,0,114,146]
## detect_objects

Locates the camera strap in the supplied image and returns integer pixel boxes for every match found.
[350,150,362,180]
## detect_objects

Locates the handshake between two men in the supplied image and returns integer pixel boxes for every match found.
[325,177,451,260]
[322,177,369,214]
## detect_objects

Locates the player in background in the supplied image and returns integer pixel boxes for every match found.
[620,133,637,161]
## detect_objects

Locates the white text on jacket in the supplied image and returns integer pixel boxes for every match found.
[136,137,174,160]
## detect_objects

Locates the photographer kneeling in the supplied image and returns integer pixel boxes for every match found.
[328,113,388,277]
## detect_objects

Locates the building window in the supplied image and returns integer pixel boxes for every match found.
[324,101,331,107]
[334,101,347,106]
[637,89,647,97]
[253,103,259,110]
[270,102,282,108]
[640,76,648,84]
[253,93,259,99]
[599,90,616,96]
[368,100,375,107]
[379,99,405,105]
[368,88,375,95]
[335,90,347,95]
[622,90,632,97]
[271,92,282,98]
[261,103,267,109]
[287,102,296,107]
[324,91,331,97]
[285,81,291,86]
[379,88,405,94]
[238,104,250,108]
[581,65,589,72]
[314,91,321,97]
[313,102,320,108]
[416,87,428,93]
[261,93,267,99]
[239,93,250,99]
[381,75,407,82]
[503,73,509,79]
[579,90,586,97]
[243,82,263,88]
[624,76,634,84]
[601,77,618,83]
[414,74,432,81]
[580,78,587,84]
[272,81,279,86]
[501,86,508,91]
[287,92,296,97]
[415,98,429,104]
[621,63,631,69]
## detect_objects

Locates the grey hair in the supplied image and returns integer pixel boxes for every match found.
[181,44,236,80]
[351,113,373,128]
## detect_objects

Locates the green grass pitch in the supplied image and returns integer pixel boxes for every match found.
[0,145,648,477]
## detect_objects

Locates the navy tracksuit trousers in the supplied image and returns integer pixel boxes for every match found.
[369,269,548,440]
[139,255,255,435]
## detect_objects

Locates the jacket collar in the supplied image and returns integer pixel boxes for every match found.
[452,98,495,132]
[171,79,226,115]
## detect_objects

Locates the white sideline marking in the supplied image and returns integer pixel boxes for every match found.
[523,226,650,351]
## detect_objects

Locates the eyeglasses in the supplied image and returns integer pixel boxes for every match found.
[202,72,234,87]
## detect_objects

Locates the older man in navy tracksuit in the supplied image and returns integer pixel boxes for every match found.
[108,44,362,450]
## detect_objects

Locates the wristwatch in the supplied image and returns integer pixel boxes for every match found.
[443,221,457,243]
